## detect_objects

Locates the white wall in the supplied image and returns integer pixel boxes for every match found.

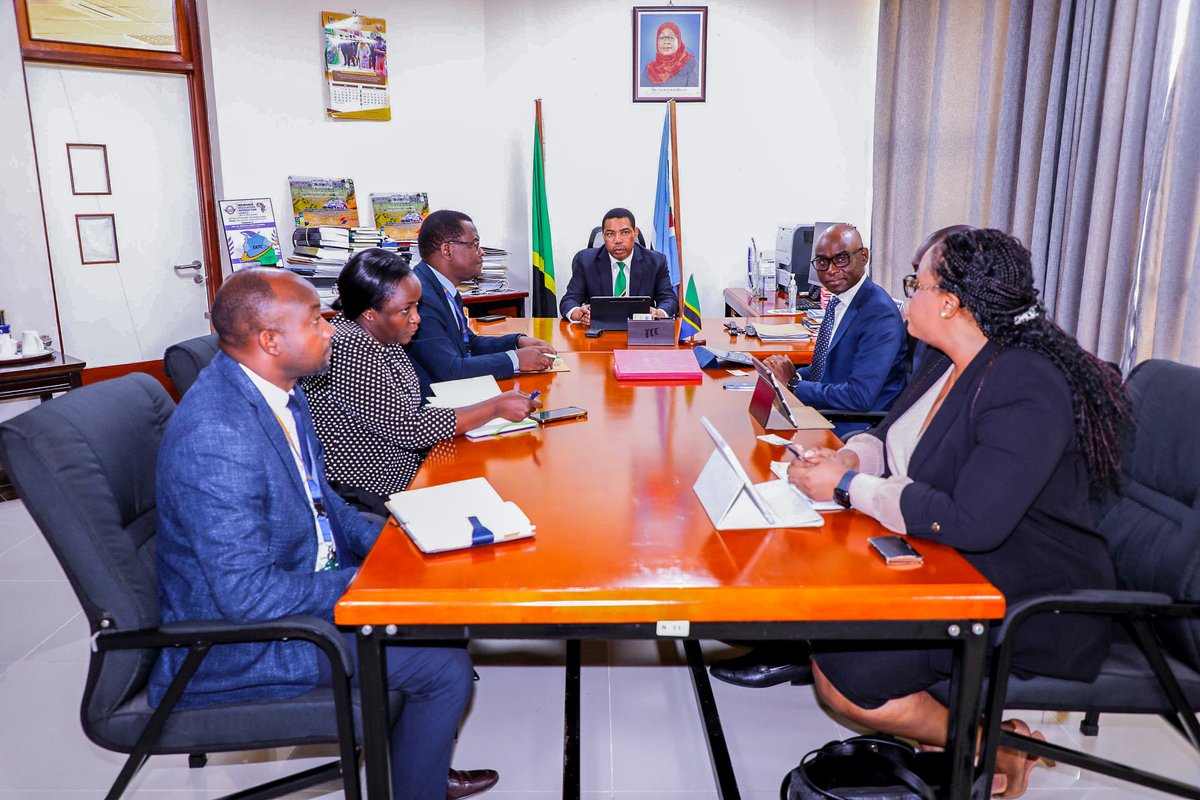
[0,3,60,348]
[203,0,879,316]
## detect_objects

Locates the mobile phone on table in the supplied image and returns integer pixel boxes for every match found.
[476,314,505,322]
[868,535,924,567]
[585,329,603,338]
[529,406,588,424]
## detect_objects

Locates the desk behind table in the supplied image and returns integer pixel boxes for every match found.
[475,316,814,363]
[337,352,1002,800]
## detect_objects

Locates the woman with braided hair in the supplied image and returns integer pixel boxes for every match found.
[788,228,1130,797]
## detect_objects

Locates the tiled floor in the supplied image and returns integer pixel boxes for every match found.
[1,496,1197,798]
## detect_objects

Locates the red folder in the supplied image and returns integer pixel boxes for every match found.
[613,349,703,380]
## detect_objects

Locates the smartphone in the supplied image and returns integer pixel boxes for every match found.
[530,406,587,424]
[475,314,505,322]
[585,329,604,338]
[868,535,924,567]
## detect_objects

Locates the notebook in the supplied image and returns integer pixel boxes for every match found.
[426,376,538,438]
[386,477,534,553]
[613,349,703,380]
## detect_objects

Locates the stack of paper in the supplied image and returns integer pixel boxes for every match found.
[753,322,812,342]
[426,376,537,439]
[387,477,534,553]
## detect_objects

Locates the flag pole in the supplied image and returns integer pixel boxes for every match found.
[535,98,543,155]
[668,99,684,293]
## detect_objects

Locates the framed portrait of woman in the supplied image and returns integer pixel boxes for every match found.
[632,6,707,102]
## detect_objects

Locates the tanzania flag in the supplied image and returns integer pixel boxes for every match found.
[679,275,701,341]
[531,110,556,317]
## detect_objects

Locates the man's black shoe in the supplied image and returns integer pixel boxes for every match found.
[710,648,813,688]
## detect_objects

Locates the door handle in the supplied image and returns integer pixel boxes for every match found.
[173,260,202,271]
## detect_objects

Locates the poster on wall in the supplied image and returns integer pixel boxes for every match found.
[218,198,282,270]
[322,11,390,120]
[371,192,429,242]
[632,6,707,102]
[289,176,359,227]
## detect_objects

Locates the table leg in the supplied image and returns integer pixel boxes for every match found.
[945,624,989,800]
[684,640,741,800]
[563,640,581,800]
[357,627,392,800]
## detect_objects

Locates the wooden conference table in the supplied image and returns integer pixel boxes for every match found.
[336,351,1005,800]
[476,315,816,362]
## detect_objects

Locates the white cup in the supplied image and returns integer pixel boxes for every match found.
[0,336,16,357]
[20,331,44,355]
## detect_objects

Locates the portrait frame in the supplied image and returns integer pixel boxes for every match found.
[632,6,707,103]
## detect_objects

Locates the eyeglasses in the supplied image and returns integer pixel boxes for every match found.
[810,247,864,272]
[901,274,940,298]
[446,239,482,250]
[658,33,679,42]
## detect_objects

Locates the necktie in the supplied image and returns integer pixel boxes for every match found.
[443,287,470,347]
[614,262,628,297]
[286,393,347,570]
[807,295,840,382]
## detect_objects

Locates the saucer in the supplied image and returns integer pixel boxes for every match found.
[0,350,53,364]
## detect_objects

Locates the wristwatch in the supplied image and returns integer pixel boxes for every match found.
[834,470,858,509]
[787,373,801,392]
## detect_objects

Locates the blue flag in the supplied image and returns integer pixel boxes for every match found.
[652,109,681,290]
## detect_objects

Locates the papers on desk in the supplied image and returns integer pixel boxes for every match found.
[769,461,845,511]
[518,354,570,373]
[426,376,538,439]
[751,322,812,342]
[386,477,534,554]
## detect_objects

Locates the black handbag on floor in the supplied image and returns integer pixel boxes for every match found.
[781,735,947,800]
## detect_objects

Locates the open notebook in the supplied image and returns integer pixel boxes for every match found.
[426,375,538,438]
[386,477,534,554]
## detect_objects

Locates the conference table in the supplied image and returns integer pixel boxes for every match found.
[474,315,816,362]
[335,347,1005,800]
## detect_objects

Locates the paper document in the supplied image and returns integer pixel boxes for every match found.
[752,322,812,341]
[519,354,570,373]
[769,461,845,511]
[387,477,534,553]
[426,376,538,438]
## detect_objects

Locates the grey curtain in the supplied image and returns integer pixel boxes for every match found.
[871,0,1199,367]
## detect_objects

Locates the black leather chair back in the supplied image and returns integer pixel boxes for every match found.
[163,333,219,396]
[0,374,175,739]
[1096,359,1200,671]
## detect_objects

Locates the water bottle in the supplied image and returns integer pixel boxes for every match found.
[787,274,798,311]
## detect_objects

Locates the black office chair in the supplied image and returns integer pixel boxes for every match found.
[963,359,1200,797]
[587,225,646,249]
[0,374,403,800]
[163,333,219,396]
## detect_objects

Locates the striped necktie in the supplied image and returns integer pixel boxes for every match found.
[808,296,840,382]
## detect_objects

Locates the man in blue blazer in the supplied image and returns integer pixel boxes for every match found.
[407,210,556,397]
[152,269,498,800]
[560,208,679,324]
[763,223,906,438]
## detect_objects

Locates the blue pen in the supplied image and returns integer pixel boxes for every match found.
[528,390,541,401]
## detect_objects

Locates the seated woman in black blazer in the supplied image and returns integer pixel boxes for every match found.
[302,248,541,515]
[789,228,1130,798]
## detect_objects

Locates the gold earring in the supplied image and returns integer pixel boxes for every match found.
[940,310,951,319]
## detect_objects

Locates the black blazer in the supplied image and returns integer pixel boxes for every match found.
[559,243,679,318]
[864,341,1115,682]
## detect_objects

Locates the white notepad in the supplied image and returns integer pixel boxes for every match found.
[426,376,538,439]
[386,477,534,553]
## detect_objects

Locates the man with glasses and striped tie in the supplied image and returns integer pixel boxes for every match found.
[560,207,679,325]
[761,223,907,440]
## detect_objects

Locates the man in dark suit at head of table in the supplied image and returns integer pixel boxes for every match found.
[405,209,557,397]
[559,207,680,325]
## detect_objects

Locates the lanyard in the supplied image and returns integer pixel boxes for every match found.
[273,409,339,570]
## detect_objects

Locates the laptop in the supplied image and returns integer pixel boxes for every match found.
[587,295,652,333]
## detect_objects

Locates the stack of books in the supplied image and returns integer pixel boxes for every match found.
[287,226,386,275]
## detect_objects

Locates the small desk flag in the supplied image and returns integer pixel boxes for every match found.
[679,275,701,341]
